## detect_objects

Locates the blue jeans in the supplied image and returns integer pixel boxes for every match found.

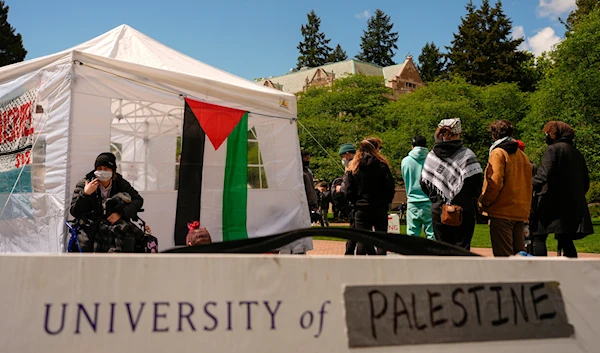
[407,201,435,240]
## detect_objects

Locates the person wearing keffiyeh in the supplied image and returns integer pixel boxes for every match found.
[420,119,483,250]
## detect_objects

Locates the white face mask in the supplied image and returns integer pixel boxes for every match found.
[341,158,349,167]
[94,170,113,182]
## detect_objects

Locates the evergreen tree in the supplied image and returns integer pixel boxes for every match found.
[356,9,399,66]
[0,1,26,67]
[446,0,527,87]
[564,0,600,31]
[297,10,332,69]
[417,42,445,82]
[327,44,347,63]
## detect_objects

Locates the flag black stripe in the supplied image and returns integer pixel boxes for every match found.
[174,102,205,246]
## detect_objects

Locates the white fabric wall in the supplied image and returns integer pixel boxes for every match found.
[248,114,309,238]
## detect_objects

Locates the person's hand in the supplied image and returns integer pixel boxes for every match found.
[107,213,121,224]
[84,179,99,195]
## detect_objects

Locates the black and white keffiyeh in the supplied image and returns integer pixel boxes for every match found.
[421,147,482,203]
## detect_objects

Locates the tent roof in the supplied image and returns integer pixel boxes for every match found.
[0,24,292,98]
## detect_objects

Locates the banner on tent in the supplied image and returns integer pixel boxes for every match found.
[0,255,595,353]
[0,89,37,173]
[0,89,37,220]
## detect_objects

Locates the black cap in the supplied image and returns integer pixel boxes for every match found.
[412,136,427,148]
[94,152,117,171]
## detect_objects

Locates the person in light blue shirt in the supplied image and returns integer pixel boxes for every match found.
[401,136,434,240]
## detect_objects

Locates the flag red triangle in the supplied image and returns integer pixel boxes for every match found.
[185,98,246,150]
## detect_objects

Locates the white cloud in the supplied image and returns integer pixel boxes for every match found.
[512,26,530,51]
[537,0,576,18]
[515,25,562,56]
[528,27,561,55]
[512,25,526,40]
[354,10,370,19]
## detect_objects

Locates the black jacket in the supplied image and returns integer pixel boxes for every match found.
[303,167,318,210]
[420,140,483,215]
[532,139,593,238]
[342,153,395,210]
[70,171,143,221]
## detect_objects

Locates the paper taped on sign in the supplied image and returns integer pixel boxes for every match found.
[343,282,574,348]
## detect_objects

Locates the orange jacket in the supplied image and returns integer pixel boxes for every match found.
[479,142,532,221]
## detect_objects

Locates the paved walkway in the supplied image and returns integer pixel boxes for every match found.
[308,240,600,258]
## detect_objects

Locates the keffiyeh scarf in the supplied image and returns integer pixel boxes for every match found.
[489,136,515,156]
[421,147,482,203]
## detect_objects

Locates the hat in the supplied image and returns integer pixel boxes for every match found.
[412,136,427,147]
[438,118,462,134]
[516,140,525,152]
[94,152,117,171]
[338,143,356,155]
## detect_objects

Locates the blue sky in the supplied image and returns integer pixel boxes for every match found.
[10,0,575,81]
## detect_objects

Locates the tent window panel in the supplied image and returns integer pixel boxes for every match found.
[247,166,268,189]
[248,141,259,165]
[247,127,268,189]
[260,166,268,188]
[111,142,123,163]
[248,166,260,189]
[110,99,183,192]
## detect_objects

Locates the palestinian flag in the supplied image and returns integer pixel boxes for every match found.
[174,98,249,245]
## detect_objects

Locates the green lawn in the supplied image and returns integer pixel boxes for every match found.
[312,223,600,254]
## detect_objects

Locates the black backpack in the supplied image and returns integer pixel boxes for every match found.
[330,177,351,216]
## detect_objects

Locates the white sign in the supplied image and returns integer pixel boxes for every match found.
[0,255,599,353]
[388,213,400,234]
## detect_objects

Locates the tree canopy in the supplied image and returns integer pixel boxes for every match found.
[297,10,332,69]
[446,0,528,88]
[0,0,26,67]
[417,42,445,82]
[355,9,399,67]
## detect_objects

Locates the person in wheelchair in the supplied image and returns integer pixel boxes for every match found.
[69,152,144,252]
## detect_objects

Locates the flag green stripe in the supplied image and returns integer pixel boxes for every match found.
[222,112,248,241]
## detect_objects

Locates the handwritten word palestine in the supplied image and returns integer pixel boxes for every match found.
[344,282,573,347]
[368,283,557,336]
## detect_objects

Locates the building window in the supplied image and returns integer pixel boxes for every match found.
[247,127,268,189]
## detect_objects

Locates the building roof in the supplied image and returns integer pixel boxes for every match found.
[257,60,352,93]
[256,57,420,94]
[383,63,406,83]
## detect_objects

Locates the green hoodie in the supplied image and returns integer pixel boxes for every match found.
[401,147,430,203]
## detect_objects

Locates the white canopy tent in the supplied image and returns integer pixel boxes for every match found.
[0,24,310,252]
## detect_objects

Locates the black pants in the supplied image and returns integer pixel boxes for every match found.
[354,208,388,256]
[432,207,475,250]
[531,234,548,256]
[531,234,578,258]
[531,234,577,257]
[344,209,357,255]
[557,235,578,258]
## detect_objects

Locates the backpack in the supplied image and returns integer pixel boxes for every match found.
[330,177,351,216]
